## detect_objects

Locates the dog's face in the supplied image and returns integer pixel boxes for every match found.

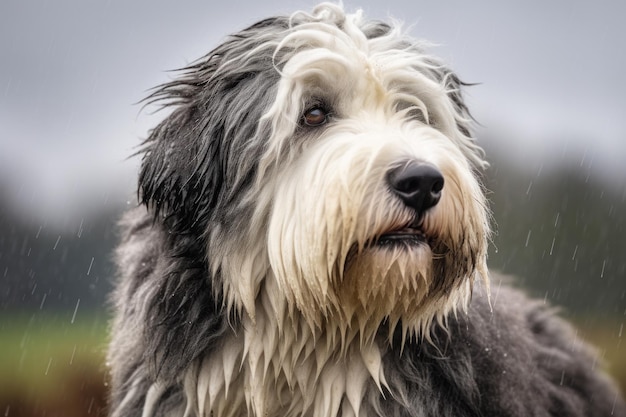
[140,4,489,341]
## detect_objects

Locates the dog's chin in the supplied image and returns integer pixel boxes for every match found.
[338,240,434,329]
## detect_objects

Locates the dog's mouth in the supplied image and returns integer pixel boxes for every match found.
[376,222,428,247]
[343,220,430,268]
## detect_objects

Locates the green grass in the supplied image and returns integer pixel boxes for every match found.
[576,318,626,395]
[0,313,623,416]
[0,313,109,415]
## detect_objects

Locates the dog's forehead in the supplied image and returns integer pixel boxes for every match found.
[250,11,487,174]
[255,26,446,136]
[275,18,436,97]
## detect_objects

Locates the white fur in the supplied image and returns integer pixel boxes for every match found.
[141,4,490,417]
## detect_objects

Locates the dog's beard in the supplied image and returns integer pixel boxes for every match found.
[199,4,490,346]
[108,5,500,417]
[263,122,489,343]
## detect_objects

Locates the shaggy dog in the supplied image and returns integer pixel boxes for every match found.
[108,4,626,417]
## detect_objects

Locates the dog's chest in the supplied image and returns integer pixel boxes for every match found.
[186,314,391,417]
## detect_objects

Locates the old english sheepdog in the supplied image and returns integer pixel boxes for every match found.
[108,4,626,417]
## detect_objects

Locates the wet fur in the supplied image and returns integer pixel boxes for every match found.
[108,4,626,417]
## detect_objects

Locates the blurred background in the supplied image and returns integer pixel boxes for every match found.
[1,0,624,415]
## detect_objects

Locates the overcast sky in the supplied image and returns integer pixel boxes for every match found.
[1,0,625,223]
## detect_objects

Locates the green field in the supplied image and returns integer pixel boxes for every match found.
[576,318,626,396]
[0,314,623,416]
[0,314,109,417]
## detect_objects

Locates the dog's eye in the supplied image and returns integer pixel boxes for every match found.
[302,106,329,127]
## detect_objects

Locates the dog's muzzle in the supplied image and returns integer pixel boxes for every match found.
[378,161,444,246]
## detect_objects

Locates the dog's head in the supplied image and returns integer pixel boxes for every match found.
[140,3,490,342]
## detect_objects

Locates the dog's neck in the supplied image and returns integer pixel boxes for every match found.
[184,277,390,417]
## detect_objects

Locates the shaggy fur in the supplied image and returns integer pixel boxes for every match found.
[108,4,626,417]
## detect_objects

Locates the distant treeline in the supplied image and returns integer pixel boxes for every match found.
[1,145,625,317]
[0,200,119,313]
[484,142,626,317]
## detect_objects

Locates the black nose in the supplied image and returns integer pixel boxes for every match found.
[387,162,444,213]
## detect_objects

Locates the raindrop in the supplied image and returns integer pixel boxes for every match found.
[554,212,560,227]
[77,218,84,238]
[525,230,532,247]
[600,260,606,278]
[71,298,81,324]
[45,357,53,376]
[549,237,555,256]
[70,344,77,365]
[526,181,533,195]
[53,235,61,250]
[571,245,578,261]
[87,257,95,275]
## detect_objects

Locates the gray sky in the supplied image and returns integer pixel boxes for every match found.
[1,0,625,224]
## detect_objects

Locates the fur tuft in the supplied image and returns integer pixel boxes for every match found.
[108,4,626,417]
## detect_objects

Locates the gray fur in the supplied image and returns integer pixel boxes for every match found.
[377,280,625,416]
[108,9,626,417]
[110,207,626,416]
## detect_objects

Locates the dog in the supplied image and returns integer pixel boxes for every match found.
[107,4,626,416]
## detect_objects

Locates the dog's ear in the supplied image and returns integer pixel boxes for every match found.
[127,19,287,383]
[138,75,225,234]
[138,20,287,234]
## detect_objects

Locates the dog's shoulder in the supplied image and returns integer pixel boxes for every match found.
[464,278,624,416]
[381,277,625,417]
[108,206,231,398]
